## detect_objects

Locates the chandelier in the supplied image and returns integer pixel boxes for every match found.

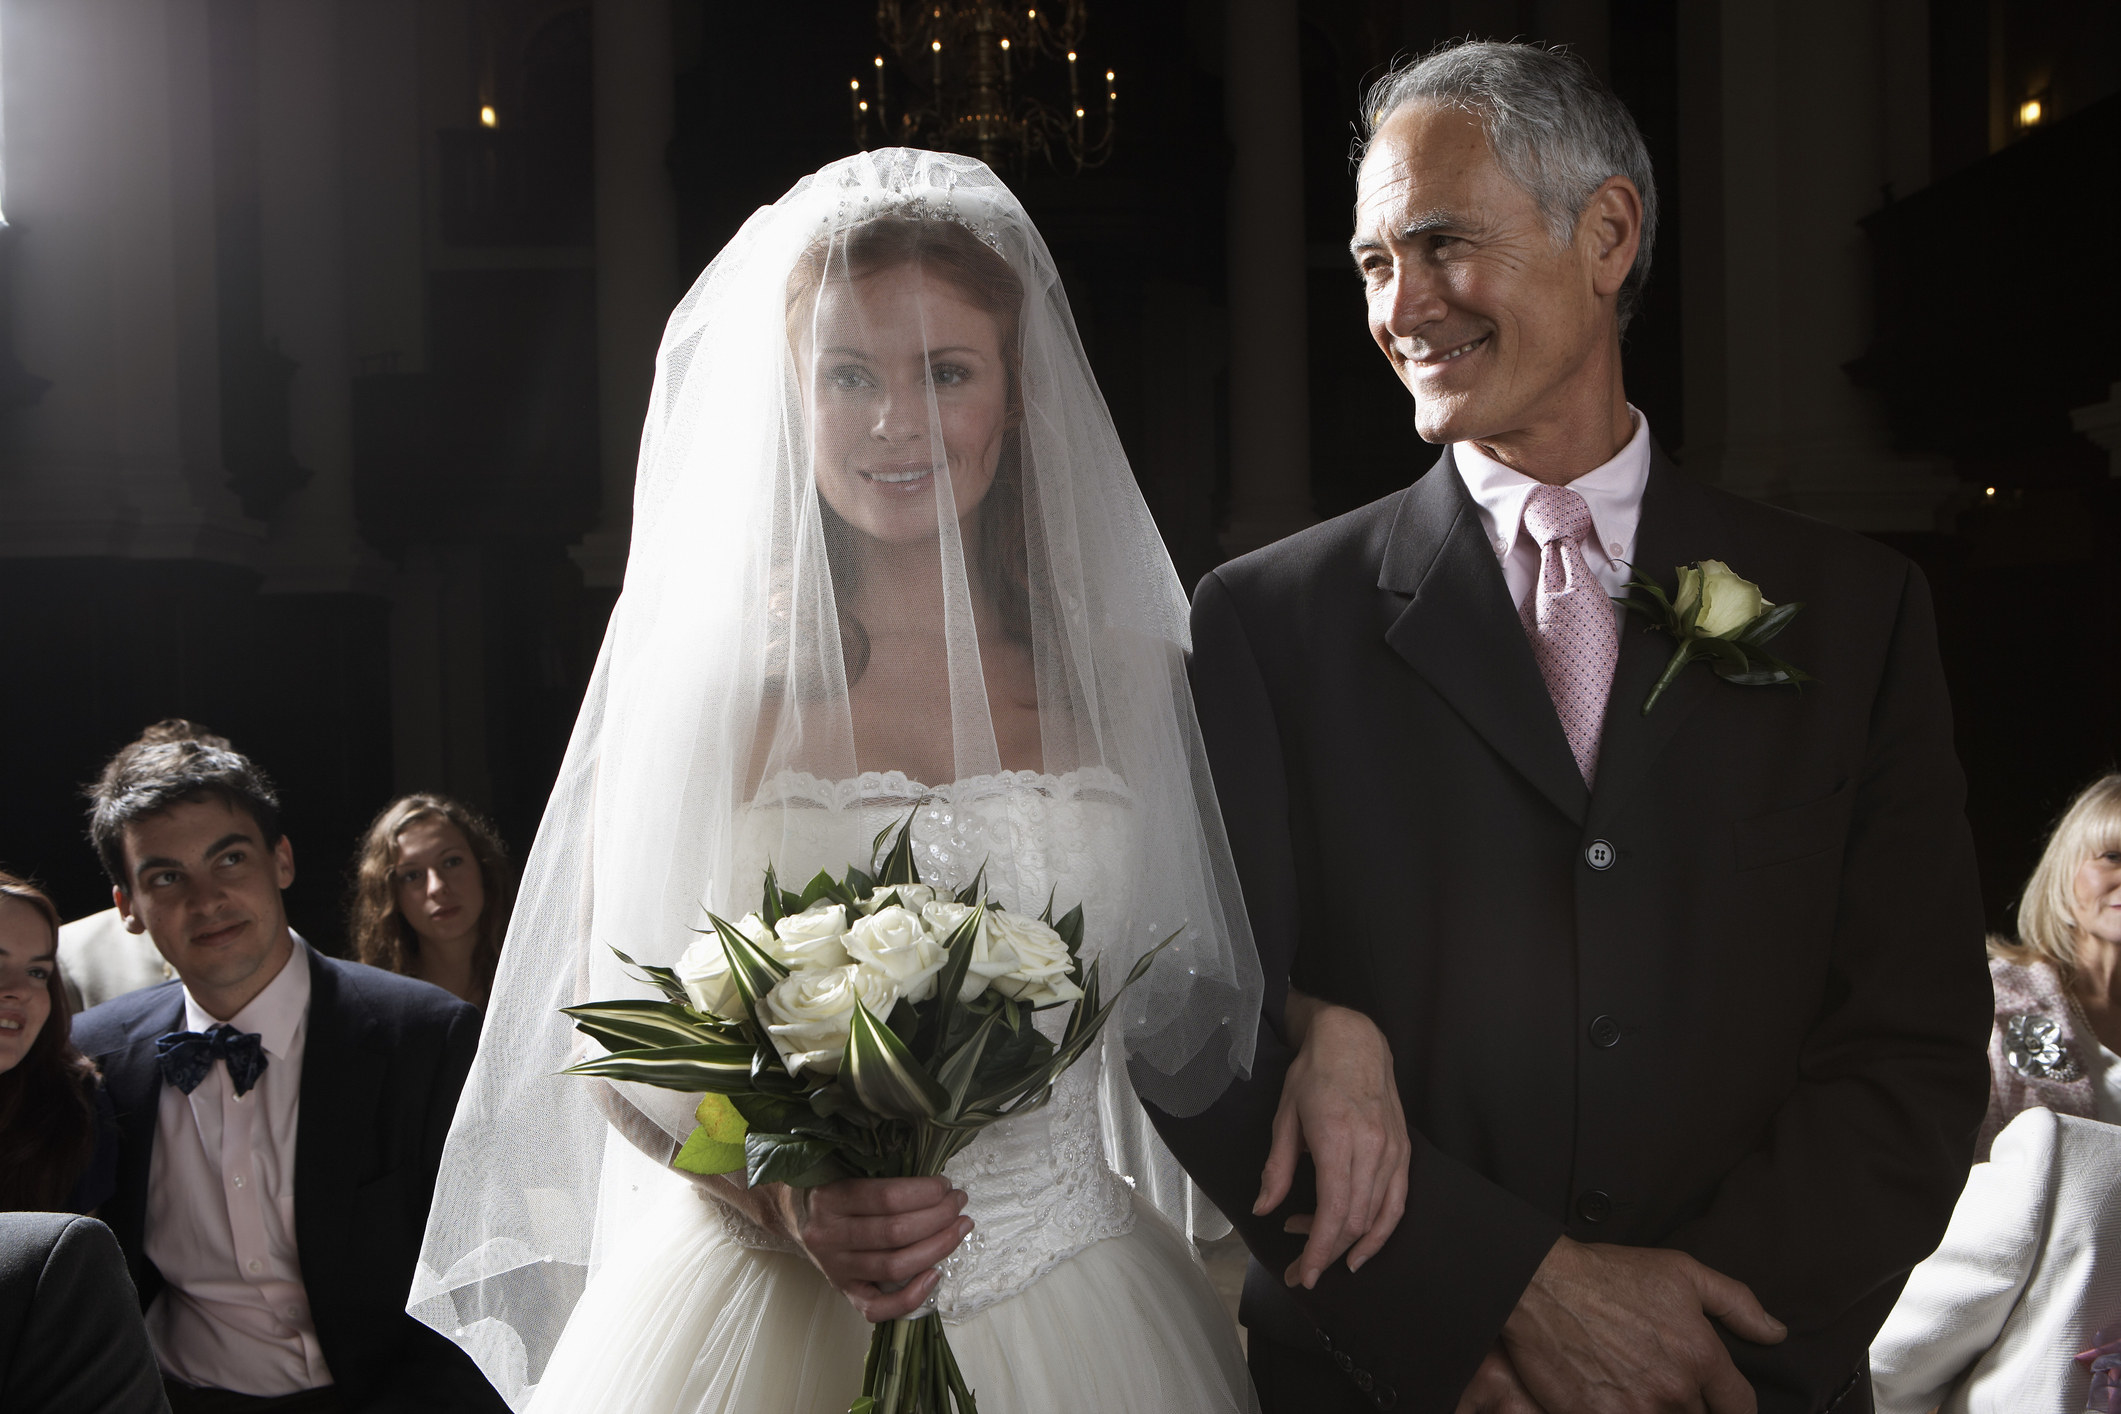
[850,2,1117,174]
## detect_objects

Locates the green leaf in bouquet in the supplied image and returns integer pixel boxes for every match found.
[728,1090,814,1134]
[749,1045,810,1094]
[709,913,788,1029]
[846,865,876,901]
[562,1041,758,1093]
[843,999,951,1121]
[954,861,987,906]
[933,1007,1006,1120]
[920,901,989,1060]
[672,1093,749,1176]
[1053,903,1085,958]
[743,1132,847,1188]
[794,869,841,911]
[872,811,920,887]
[608,947,692,1007]
[759,862,785,929]
[562,998,743,1053]
[1038,886,1057,924]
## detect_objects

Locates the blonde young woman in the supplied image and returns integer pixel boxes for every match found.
[411,151,1404,1413]
[349,794,513,1007]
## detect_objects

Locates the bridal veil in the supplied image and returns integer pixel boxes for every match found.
[410,149,1261,1403]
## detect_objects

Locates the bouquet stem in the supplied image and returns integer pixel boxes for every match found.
[853,1311,974,1414]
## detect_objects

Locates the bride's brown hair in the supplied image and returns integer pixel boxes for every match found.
[785,216,1031,683]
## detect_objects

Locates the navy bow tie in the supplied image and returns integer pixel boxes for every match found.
[155,1024,269,1097]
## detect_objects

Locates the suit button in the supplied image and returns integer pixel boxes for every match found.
[1577,1189,1613,1224]
[1355,1371,1375,1392]
[1374,1388,1398,1410]
[1584,839,1616,870]
[1589,1014,1621,1048]
[1336,1352,1354,1373]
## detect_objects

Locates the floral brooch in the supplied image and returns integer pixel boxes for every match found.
[1619,560,1814,715]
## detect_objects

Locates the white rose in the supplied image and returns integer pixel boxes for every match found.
[869,883,942,912]
[985,911,1084,1007]
[1683,559,1768,639]
[675,935,743,1018]
[844,905,947,1004]
[770,903,852,971]
[761,963,899,1077]
[922,901,1019,1003]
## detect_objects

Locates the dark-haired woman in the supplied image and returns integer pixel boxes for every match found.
[348,794,512,1007]
[0,872,114,1214]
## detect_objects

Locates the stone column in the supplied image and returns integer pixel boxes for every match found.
[0,0,256,562]
[1220,0,1312,557]
[571,0,678,590]
[254,0,390,594]
[1680,0,1953,532]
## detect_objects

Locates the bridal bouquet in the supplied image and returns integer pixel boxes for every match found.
[560,817,1168,1414]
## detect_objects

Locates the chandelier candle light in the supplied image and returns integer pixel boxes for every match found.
[851,1,1116,173]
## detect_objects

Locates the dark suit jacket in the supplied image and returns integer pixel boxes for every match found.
[71,945,503,1413]
[0,1212,167,1413]
[1148,448,1992,1412]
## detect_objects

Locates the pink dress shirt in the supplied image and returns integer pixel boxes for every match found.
[145,944,333,1395]
[1454,406,1653,610]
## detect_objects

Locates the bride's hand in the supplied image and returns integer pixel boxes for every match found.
[1258,990,1410,1289]
[774,1175,973,1322]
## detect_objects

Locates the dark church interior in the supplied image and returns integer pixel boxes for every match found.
[2,0,2116,947]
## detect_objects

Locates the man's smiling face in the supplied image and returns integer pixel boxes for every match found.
[1352,102,1616,453]
[115,795,294,1018]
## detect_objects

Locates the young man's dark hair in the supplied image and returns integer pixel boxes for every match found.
[85,740,282,891]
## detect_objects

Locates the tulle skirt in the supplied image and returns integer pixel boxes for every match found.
[526,1176,1258,1414]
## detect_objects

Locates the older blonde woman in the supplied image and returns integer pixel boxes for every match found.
[1870,775,2121,1413]
[1977,774,2121,1156]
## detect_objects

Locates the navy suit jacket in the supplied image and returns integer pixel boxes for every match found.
[71,944,503,1413]
[1148,448,1992,1412]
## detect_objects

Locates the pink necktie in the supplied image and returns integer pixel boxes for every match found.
[1519,484,1619,785]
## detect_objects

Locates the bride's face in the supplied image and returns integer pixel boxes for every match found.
[806,265,1010,545]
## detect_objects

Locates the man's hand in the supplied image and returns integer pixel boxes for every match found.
[773,1175,971,1322]
[1454,1344,1546,1413]
[1502,1238,1786,1414]
[1258,993,1411,1287]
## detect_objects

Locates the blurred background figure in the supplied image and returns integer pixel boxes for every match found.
[0,871,115,1214]
[1979,774,2121,1157]
[1871,776,2121,1410]
[60,722,307,1013]
[347,794,512,1008]
[0,1212,170,1414]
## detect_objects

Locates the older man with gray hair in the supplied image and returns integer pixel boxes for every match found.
[1147,39,1991,1414]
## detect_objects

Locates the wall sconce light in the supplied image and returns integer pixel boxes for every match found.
[2017,98,2042,128]
[479,104,498,129]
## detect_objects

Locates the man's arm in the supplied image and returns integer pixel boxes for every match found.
[1666,561,1992,1390]
[1146,568,1561,1409]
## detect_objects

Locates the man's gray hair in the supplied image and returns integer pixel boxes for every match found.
[1361,40,1659,332]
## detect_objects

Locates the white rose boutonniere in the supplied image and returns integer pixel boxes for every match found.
[760,963,899,1077]
[770,902,852,971]
[844,905,948,1004]
[984,911,1086,1007]
[1621,559,1814,714]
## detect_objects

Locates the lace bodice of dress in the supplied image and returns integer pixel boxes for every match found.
[729,768,1141,1321]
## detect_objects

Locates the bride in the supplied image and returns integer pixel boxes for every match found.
[411,149,1394,1412]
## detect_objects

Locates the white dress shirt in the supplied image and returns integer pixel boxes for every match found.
[145,944,332,1395]
[1871,1107,2121,1413]
[1454,407,1652,611]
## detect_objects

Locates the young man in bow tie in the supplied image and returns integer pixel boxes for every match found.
[1148,39,1992,1414]
[71,741,504,1413]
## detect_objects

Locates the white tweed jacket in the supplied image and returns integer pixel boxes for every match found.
[1870,1107,2121,1413]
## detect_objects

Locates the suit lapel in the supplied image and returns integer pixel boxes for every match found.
[1586,450,1726,831]
[294,949,384,1289]
[105,989,184,1301]
[1381,451,1590,825]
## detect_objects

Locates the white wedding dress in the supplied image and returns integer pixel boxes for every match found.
[524,769,1258,1414]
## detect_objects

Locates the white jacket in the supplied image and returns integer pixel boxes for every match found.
[1871,1106,2121,1413]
